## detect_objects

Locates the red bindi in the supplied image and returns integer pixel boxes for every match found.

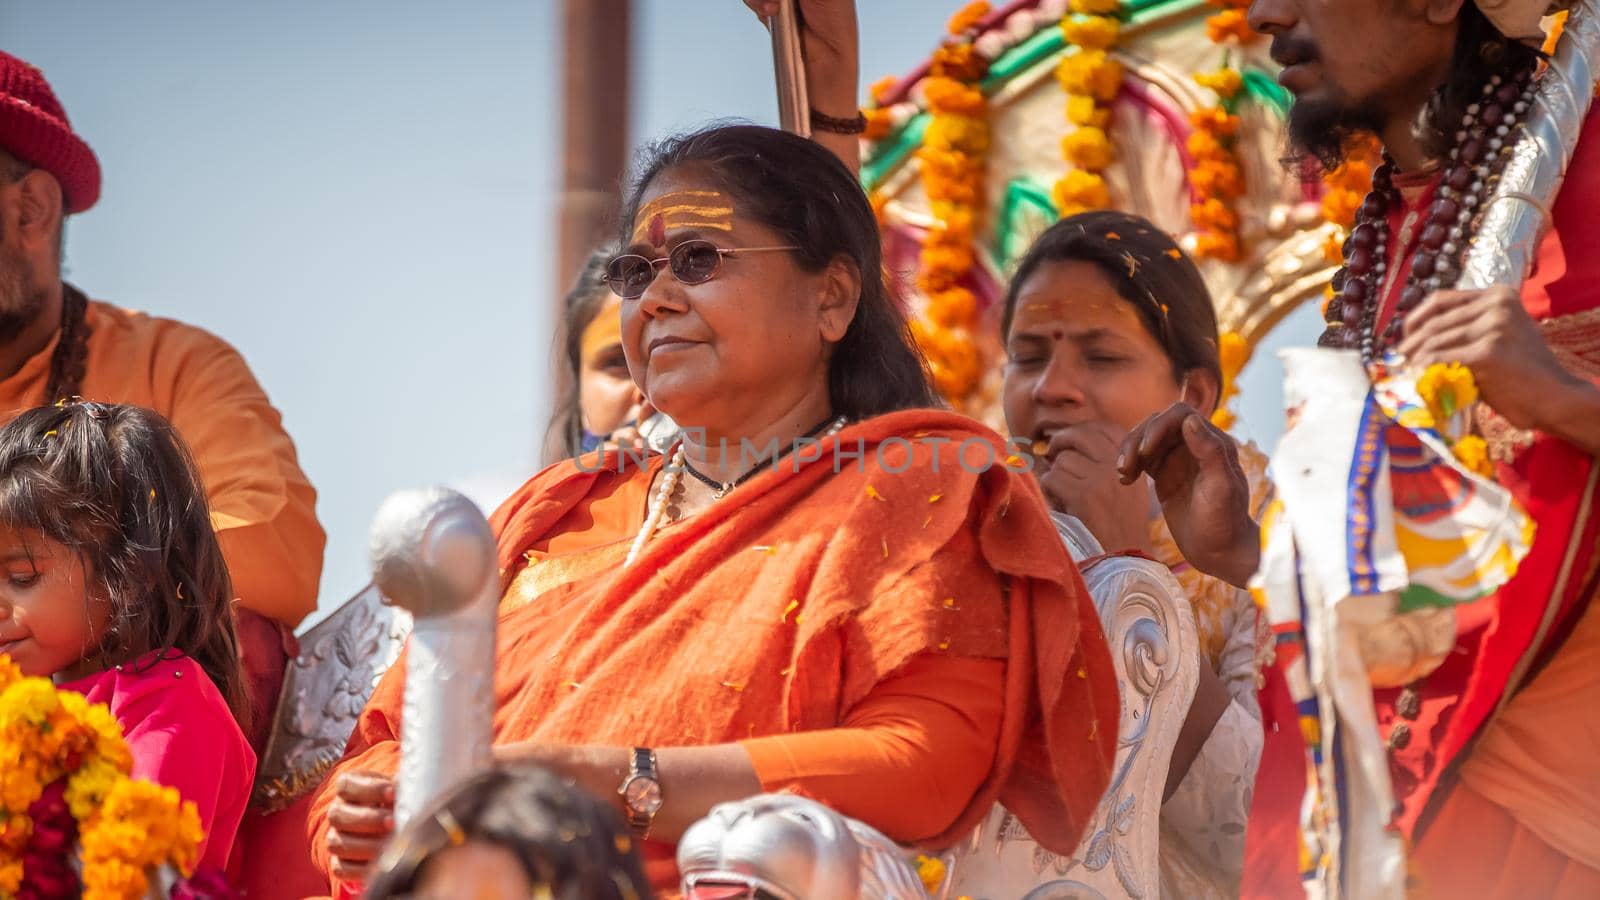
[1051,328,1065,341]
[647,213,665,246]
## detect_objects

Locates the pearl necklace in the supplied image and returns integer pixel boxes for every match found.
[1322,64,1539,365]
[623,417,848,567]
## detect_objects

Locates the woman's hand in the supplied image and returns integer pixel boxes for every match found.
[326,771,396,882]
[1038,423,1154,555]
[1118,403,1258,587]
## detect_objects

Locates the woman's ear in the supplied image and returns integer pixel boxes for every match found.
[1180,367,1221,418]
[817,256,861,344]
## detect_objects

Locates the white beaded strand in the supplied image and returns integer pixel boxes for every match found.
[625,444,685,567]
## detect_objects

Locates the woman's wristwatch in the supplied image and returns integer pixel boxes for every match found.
[618,747,663,837]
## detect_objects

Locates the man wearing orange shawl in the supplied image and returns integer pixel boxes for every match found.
[1141,0,1600,895]
[310,412,1118,894]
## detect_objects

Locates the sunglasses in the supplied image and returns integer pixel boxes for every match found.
[603,240,799,300]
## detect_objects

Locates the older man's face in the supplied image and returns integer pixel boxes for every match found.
[1248,0,1460,164]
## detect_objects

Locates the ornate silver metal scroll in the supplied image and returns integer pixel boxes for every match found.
[369,487,498,827]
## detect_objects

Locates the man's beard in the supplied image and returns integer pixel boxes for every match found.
[0,248,46,344]
[1287,95,1386,175]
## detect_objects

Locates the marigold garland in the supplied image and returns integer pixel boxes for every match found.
[1416,363,1494,478]
[1053,8,1124,218]
[1212,331,1248,429]
[0,656,205,900]
[1187,103,1245,262]
[1204,0,1258,44]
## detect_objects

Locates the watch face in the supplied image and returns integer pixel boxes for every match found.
[625,777,663,814]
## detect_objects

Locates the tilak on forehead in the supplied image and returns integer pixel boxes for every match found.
[632,189,735,246]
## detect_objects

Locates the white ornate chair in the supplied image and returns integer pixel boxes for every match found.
[939,513,1199,900]
[251,584,413,811]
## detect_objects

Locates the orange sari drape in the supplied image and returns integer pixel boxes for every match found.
[307,410,1118,893]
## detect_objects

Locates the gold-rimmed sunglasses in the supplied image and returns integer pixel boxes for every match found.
[602,240,798,300]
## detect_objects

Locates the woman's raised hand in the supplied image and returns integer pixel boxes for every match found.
[1038,422,1154,555]
[1117,403,1259,587]
[326,770,396,882]
[740,0,862,171]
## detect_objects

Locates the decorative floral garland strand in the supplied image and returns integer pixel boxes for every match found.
[0,656,205,900]
[1053,0,1124,216]
[910,1,993,402]
[1416,363,1493,477]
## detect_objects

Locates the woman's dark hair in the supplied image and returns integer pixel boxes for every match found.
[544,243,620,464]
[363,763,653,900]
[0,401,248,729]
[620,123,937,420]
[1418,2,1545,161]
[1001,210,1221,394]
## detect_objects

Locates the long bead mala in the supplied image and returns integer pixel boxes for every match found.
[1321,63,1541,364]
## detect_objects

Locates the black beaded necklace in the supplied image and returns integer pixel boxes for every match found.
[1322,63,1540,365]
[681,415,843,499]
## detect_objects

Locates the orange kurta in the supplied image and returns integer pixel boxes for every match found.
[0,298,325,629]
[307,410,1118,895]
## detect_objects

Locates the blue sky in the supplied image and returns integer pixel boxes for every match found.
[1,1,1311,623]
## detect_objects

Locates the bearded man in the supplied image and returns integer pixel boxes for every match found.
[0,50,325,749]
[1115,1,1600,896]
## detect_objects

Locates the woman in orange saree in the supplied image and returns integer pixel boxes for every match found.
[308,124,1119,896]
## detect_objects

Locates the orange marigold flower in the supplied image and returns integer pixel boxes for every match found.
[1190,106,1240,137]
[1186,129,1225,160]
[1320,187,1362,229]
[1205,9,1257,44]
[1191,197,1238,231]
[1192,159,1244,199]
[1057,50,1123,103]
[1062,126,1115,171]
[1053,169,1111,213]
[1062,15,1121,50]
[863,107,895,141]
[1070,0,1122,14]
[946,1,990,36]
[932,42,989,81]
[1193,230,1241,262]
[1065,94,1110,129]
[923,77,986,116]
[869,76,899,106]
[927,287,979,328]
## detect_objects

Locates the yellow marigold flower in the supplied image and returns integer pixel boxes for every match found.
[923,114,990,156]
[946,1,990,35]
[1053,169,1111,212]
[1070,0,1122,15]
[922,77,986,116]
[1417,362,1479,420]
[1057,50,1123,103]
[1454,435,1495,479]
[0,655,20,691]
[1219,331,1249,375]
[1065,94,1110,129]
[1062,126,1115,171]
[916,854,949,893]
[1194,67,1243,99]
[1062,14,1121,50]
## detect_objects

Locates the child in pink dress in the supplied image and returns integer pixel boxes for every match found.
[0,400,256,873]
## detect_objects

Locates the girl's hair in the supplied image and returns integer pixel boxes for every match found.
[1001,210,1221,394]
[363,763,653,900]
[544,243,620,464]
[0,401,248,729]
[620,123,937,420]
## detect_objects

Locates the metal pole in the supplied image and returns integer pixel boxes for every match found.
[556,0,631,313]
[769,0,811,137]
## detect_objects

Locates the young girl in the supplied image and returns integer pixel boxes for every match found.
[1001,211,1270,898]
[0,400,256,873]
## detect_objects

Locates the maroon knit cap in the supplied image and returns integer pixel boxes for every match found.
[0,50,100,213]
